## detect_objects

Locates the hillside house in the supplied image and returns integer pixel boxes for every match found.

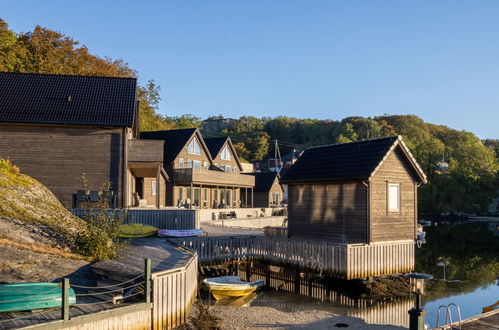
[280,136,427,244]
[140,129,256,209]
[0,72,167,209]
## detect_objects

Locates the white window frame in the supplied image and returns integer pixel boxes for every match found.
[193,160,201,169]
[152,180,157,196]
[388,183,400,212]
[179,158,184,168]
[186,138,201,155]
[221,145,231,161]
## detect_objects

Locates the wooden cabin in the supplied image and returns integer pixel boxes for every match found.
[0,72,167,209]
[252,172,285,207]
[280,136,427,244]
[140,129,255,209]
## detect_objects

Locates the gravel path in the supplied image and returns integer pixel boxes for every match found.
[210,305,406,329]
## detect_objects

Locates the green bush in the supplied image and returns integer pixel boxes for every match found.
[0,159,20,174]
[74,179,127,261]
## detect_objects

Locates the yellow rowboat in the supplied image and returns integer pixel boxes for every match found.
[483,301,499,313]
[210,286,256,300]
[203,276,263,300]
[214,292,257,306]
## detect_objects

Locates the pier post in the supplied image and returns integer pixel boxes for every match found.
[265,262,271,288]
[245,262,252,281]
[61,278,70,321]
[294,268,301,294]
[145,258,152,304]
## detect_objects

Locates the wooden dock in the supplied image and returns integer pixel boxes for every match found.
[1,238,198,330]
[170,235,415,279]
[433,309,499,329]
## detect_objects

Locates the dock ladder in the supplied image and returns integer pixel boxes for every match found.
[435,303,462,329]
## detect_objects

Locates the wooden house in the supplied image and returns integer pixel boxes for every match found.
[140,129,255,209]
[252,172,285,207]
[280,136,427,244]
[0,72,168,209]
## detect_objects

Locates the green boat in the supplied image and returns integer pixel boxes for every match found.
[0,282,76,312]
[118,223,158,238]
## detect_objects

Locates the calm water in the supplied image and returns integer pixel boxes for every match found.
[215,221,499,328]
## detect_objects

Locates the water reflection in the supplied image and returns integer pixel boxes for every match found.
[416,221,499,326]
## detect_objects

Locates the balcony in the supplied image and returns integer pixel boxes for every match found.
[173,168,255,187]
[128,139,164,162]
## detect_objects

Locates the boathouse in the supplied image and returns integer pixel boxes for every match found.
[280,135,427,244]
[0,72,168,209]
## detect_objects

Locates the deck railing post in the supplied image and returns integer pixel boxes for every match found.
[145,258,152,304]
[62,278,70,321]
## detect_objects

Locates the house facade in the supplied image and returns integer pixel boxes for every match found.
[140,129,256,209]
[280,136,427,244]
[252,172,285,207]
[0,72,167,209]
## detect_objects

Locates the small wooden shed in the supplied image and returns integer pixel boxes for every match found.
[280,136,427,244]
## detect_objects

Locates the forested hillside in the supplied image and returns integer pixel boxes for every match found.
[1,18,497,214]
[205,115,498,214]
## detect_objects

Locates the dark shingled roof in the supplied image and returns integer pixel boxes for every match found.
[140,128,198,162]
[0,72,137,127]
[253,172,280,192]
[280,136,426,184]
[204,137,228,159]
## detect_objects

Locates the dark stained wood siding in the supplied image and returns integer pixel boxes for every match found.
[253,180,285,207]
[369,148,416,243]
[287,182,367,243]
[0,124,124,208]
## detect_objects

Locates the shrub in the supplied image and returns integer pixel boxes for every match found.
[0,159,20,174]
[74,178,127,261]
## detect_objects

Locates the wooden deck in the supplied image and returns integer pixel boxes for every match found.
[433,309,499,330]
[1,238,198,330]
[170,236,415,279]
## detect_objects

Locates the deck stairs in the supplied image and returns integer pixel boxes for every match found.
[434,303,462,329]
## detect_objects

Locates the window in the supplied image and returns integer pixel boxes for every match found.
[203,161,208,170]
[221,145,231,161]
[224,165,232,173]
[186,138,201,155]
[179,158,184,168]
[186,159,193,168]
[388,183,400,212]
[152,180,157,196]
[193,160,201,169]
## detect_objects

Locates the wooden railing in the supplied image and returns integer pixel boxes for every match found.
[170,236,415,279]
[152,252,198,329]
[173,168,255,187]
[73,209,200,230]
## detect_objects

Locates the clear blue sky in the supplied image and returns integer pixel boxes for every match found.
[3,1,498,138]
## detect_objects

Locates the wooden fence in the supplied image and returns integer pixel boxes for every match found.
[72,209,200,230]
[171,236,415,279]
[152,252,198,330]
[263,226,288,237]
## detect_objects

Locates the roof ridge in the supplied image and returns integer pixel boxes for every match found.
[305,135,399,151]
[0,71,136,80]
